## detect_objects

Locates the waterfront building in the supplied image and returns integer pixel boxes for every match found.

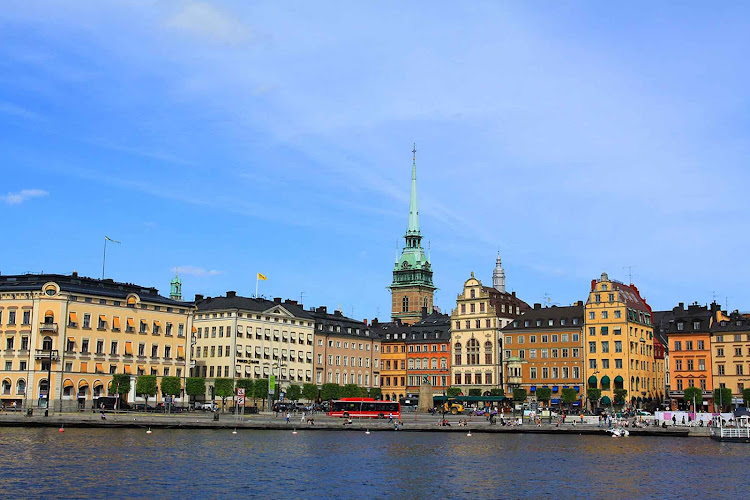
[192,293,314,403]
[389,148,436,325]
[0,273,192,410]
[404,311,451,396]
[709,310,750,407]
[502,303,584,406]
[374,320,410,401]
[310,306,381,390]
[584,272,658,408]
[450,270,529,394]
[654,303,714,410]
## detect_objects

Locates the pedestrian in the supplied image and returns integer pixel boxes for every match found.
[598,415,602,428]
[285,412,290,423]
[388,412,393,423]
[301,411,306,423]
[681,415,686,426]
[672,415,676,426]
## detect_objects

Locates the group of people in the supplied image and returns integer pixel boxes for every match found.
[0,402,18,412]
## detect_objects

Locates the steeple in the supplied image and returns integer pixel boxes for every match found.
[493,251,506,293]
[170,269,182,301]
[407,143,420,238]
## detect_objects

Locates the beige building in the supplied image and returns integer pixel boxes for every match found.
[0,273,193,411]
[450,271,529,393]
[191,293,315,403]
[311,306,381,391]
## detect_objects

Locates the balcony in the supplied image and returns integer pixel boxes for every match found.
[39,322,58,334]
[507,375,522,386]
[35,349,60,361]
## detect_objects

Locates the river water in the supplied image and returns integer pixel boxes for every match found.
[0,428,748,498]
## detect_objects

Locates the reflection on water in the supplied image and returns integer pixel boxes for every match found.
[0,428,748,498]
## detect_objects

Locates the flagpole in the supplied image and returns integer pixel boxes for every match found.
[102,237,108,279]
[255,274,259,298]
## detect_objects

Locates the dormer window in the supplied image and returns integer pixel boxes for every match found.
[677,322,684,331]
[693,321,700,330]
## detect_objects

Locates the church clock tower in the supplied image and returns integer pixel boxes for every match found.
[389,145,436,325]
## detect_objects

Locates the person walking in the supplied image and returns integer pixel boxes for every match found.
[301,411,306,423]
[672,415,677,426]
[285,412,290,423]
[388,412,393,423]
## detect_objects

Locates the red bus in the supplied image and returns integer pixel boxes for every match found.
[327,398,401,419]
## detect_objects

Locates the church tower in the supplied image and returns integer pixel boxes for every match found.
[170,270,182,301]
[389,145,436,325]
[492,251,506,293]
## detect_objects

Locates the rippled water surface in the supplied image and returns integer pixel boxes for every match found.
[0,428,748,498]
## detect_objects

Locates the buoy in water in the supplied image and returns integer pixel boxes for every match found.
[467,431,472,437]
[232,429,237,435]
[292,429,298,435]
[365,429,370,435]
[146,428,152,434]
[58,426,64,433]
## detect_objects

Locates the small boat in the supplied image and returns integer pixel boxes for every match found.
[607,428,629,438]
[710,415,750,443]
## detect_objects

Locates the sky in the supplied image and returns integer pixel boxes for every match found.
[2,1,750,320]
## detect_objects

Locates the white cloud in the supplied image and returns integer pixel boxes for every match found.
[1,189,49,205]
[0,101,43,120]
[174,265,222,277]
[166,2,252,44]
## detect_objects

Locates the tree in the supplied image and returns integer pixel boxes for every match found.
[561,388,577,407]
[214,378,234,412]
[743,388,750,407]
[236,378,254,393]
[302,383,318,402]
[136,375,158,411]
[714,388,733,412]
[185,377,206,404]
[368,387,382,399]
[254,378,269,407]
[340,384,361,398]
[536,387,552,405]
[446,386,462,397]
[109,373,131,403]
[468,388,481,397]
[321,383,341,401]
[683,387,702,411]
[160,376,181,413]
[489,388,505,397]
[285,384,302,401]
[613,389,628,406]
[512,388,527,402]
[587,388,601,411]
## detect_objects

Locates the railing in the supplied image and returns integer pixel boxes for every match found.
[712,427,750,439]
[35,349,59,361]
[39,322,58,333]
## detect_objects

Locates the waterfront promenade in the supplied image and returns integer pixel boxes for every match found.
[0,410,699,437]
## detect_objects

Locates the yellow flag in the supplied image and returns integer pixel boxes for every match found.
[257,273,267,281]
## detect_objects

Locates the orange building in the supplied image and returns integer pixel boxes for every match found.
[374,320,408,401]
[405,312,451,396]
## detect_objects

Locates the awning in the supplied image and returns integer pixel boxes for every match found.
[153,320,161,327]
[552,386,559,392]
[69,312,78,324]
[78,380,89,389]
[63,380,74,388]
[125,342,133,355]
[236,345,242,353]
[601,396,612,405]
[601,375,611,387]
[246,346,252,354]
[614,375,624,383]
[68,337,75,343]
[80,362,88,373]
[44,309,54,318]
[177,346,185,359]
[574,386,580,392]
[127,318,135,328]
[245,366,251,374]
[138,365,145,371]
[95,363,104,373]
[113,317,121,329]
[93,380,104,388]
[124,365,132,375]
[99,315,106,322]
[235,366,242,374]
[551,398,560,404]
[588,375,597,385]
[256,346,262,353]
[530,386,536,392]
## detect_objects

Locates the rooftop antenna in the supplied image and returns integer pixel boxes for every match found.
[543,293,552,307]
[623,266,635,284]
[726,296,732,312]
[300,291,305,304]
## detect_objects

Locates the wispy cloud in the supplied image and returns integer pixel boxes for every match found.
[1,189,48,205]
[0,101,43,121]
[166,2,252,44]
[174,265,222,277]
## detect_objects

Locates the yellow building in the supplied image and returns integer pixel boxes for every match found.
[710,310,750,407]
[0,273,193,411]
[192,293,315,404]
[584,272,657,409]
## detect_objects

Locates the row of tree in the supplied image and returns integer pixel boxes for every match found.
[683,387,750,412]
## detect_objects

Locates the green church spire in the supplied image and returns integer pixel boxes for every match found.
[407,143,420,236]
[170,269,182,301]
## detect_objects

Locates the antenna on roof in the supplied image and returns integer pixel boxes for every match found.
[623,266,635,284]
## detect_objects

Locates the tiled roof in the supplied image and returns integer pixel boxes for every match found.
[196,294,312,318]
[502,304,584,331]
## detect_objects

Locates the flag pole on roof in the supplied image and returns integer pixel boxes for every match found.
[255,272,267,298]
[102,236,121,279]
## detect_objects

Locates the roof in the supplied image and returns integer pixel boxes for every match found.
[0,273,190,307]
[195,294,311,318]
[503,304,584,331]
[653,303,713,336]
[308,306,379,339]
[712,311,750,333]
[610,282,651,314]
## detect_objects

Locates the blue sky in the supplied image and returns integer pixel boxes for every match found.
[2,1,749,319]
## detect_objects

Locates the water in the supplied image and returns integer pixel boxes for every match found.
[0,428,748,498]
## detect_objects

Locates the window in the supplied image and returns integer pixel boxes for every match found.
[699,359,705,371]
[402,296,409,312]
[737,365,744,376]
[602,359,609,369]
[467,339,480,365]
[675,360,682,371]
[454,343,462,365]
[110,341,118,355]
[674,341,681,351]
[484,341,492,364]
[615,341,622,353]
[601,311,608,319]
[530,336,537,343]
[600,327,608,335]
[589,342,596,353]
[529,349,537,359]
[687,359,694,371]
[686,341,693,350]
[697,340,705,350]
[614,310,621,319]
[718,364,725,375]
[589,359,597,369]
[589,327,595,336]
[601,341,609,353]
[589,311,595,320]
[82,314,91,329]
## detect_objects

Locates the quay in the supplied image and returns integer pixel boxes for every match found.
[0,412,698,437]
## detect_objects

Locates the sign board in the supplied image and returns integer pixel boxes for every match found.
[237,388,245,397]
[269,375,276,392]
[237,396,245,406]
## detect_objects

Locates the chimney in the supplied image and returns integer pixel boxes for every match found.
[421,307,428,319]
[679,302,684,310]
[372,318,379,327]
[226,291,236,298]
[534,303,542,310]
[576,301,583,307]
[284,299,298,306]
[72,271,78,278]
[316,306,327,314]
[194,294,204,302]
[591,279,596,291]
[512,291,516,297]
[273,297,281,304]
[334,310,342,317]
[363,319,368,326]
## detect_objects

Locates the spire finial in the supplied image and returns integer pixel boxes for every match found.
[412,143,417,165]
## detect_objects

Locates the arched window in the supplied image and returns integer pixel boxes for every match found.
[44,310,54,324]
[42,336,52,351]
[484,341,493,364]
[467,339,480,365]
[38,379,49,398]
[431,358,438,369]
[402,296,409,313]
[454,343,462,365]
[423,358,428,369]
[423,297,428,309]
[415,359,421,369]
[1,379,10,395]
[16,379,26,395]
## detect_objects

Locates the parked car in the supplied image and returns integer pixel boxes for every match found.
[194,402,218,411]
[636,410,652,416]
[131,403,155,412]
[94,397,131,411]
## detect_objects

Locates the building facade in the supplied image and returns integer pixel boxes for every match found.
[389,149,435,325]
[311,306,381,390]
[192,293,314,403]
[405,312,451,396]
[450,271,529,394]
[0,273,192,410]
[710,311,750,406]
[584,272,657,408]
[502,303,584,405]
[375,320,409,401]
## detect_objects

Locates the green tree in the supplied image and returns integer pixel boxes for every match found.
[468,388,481,397]
[613,389,628,406]
[185,377,206,405]
[285,384,302,401]
[714,388,733,411]
[446,386,462,397]
[536,387,552,405]
[321,383,341,401]
[561,388,577,406]
[743,388,750,407]
[136,375,158,411]
[368,387,382,399]
[512,388,527,402]
[160,376,181,412]
[587,388,601,411]
[340,384,361,398]
[214,378,234,412]
[253,378,269,407]
[109,373,132,408]
[489,388,505,397]
[683,387,703,411]
[302,383,318,402]
[235,379,255,412]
